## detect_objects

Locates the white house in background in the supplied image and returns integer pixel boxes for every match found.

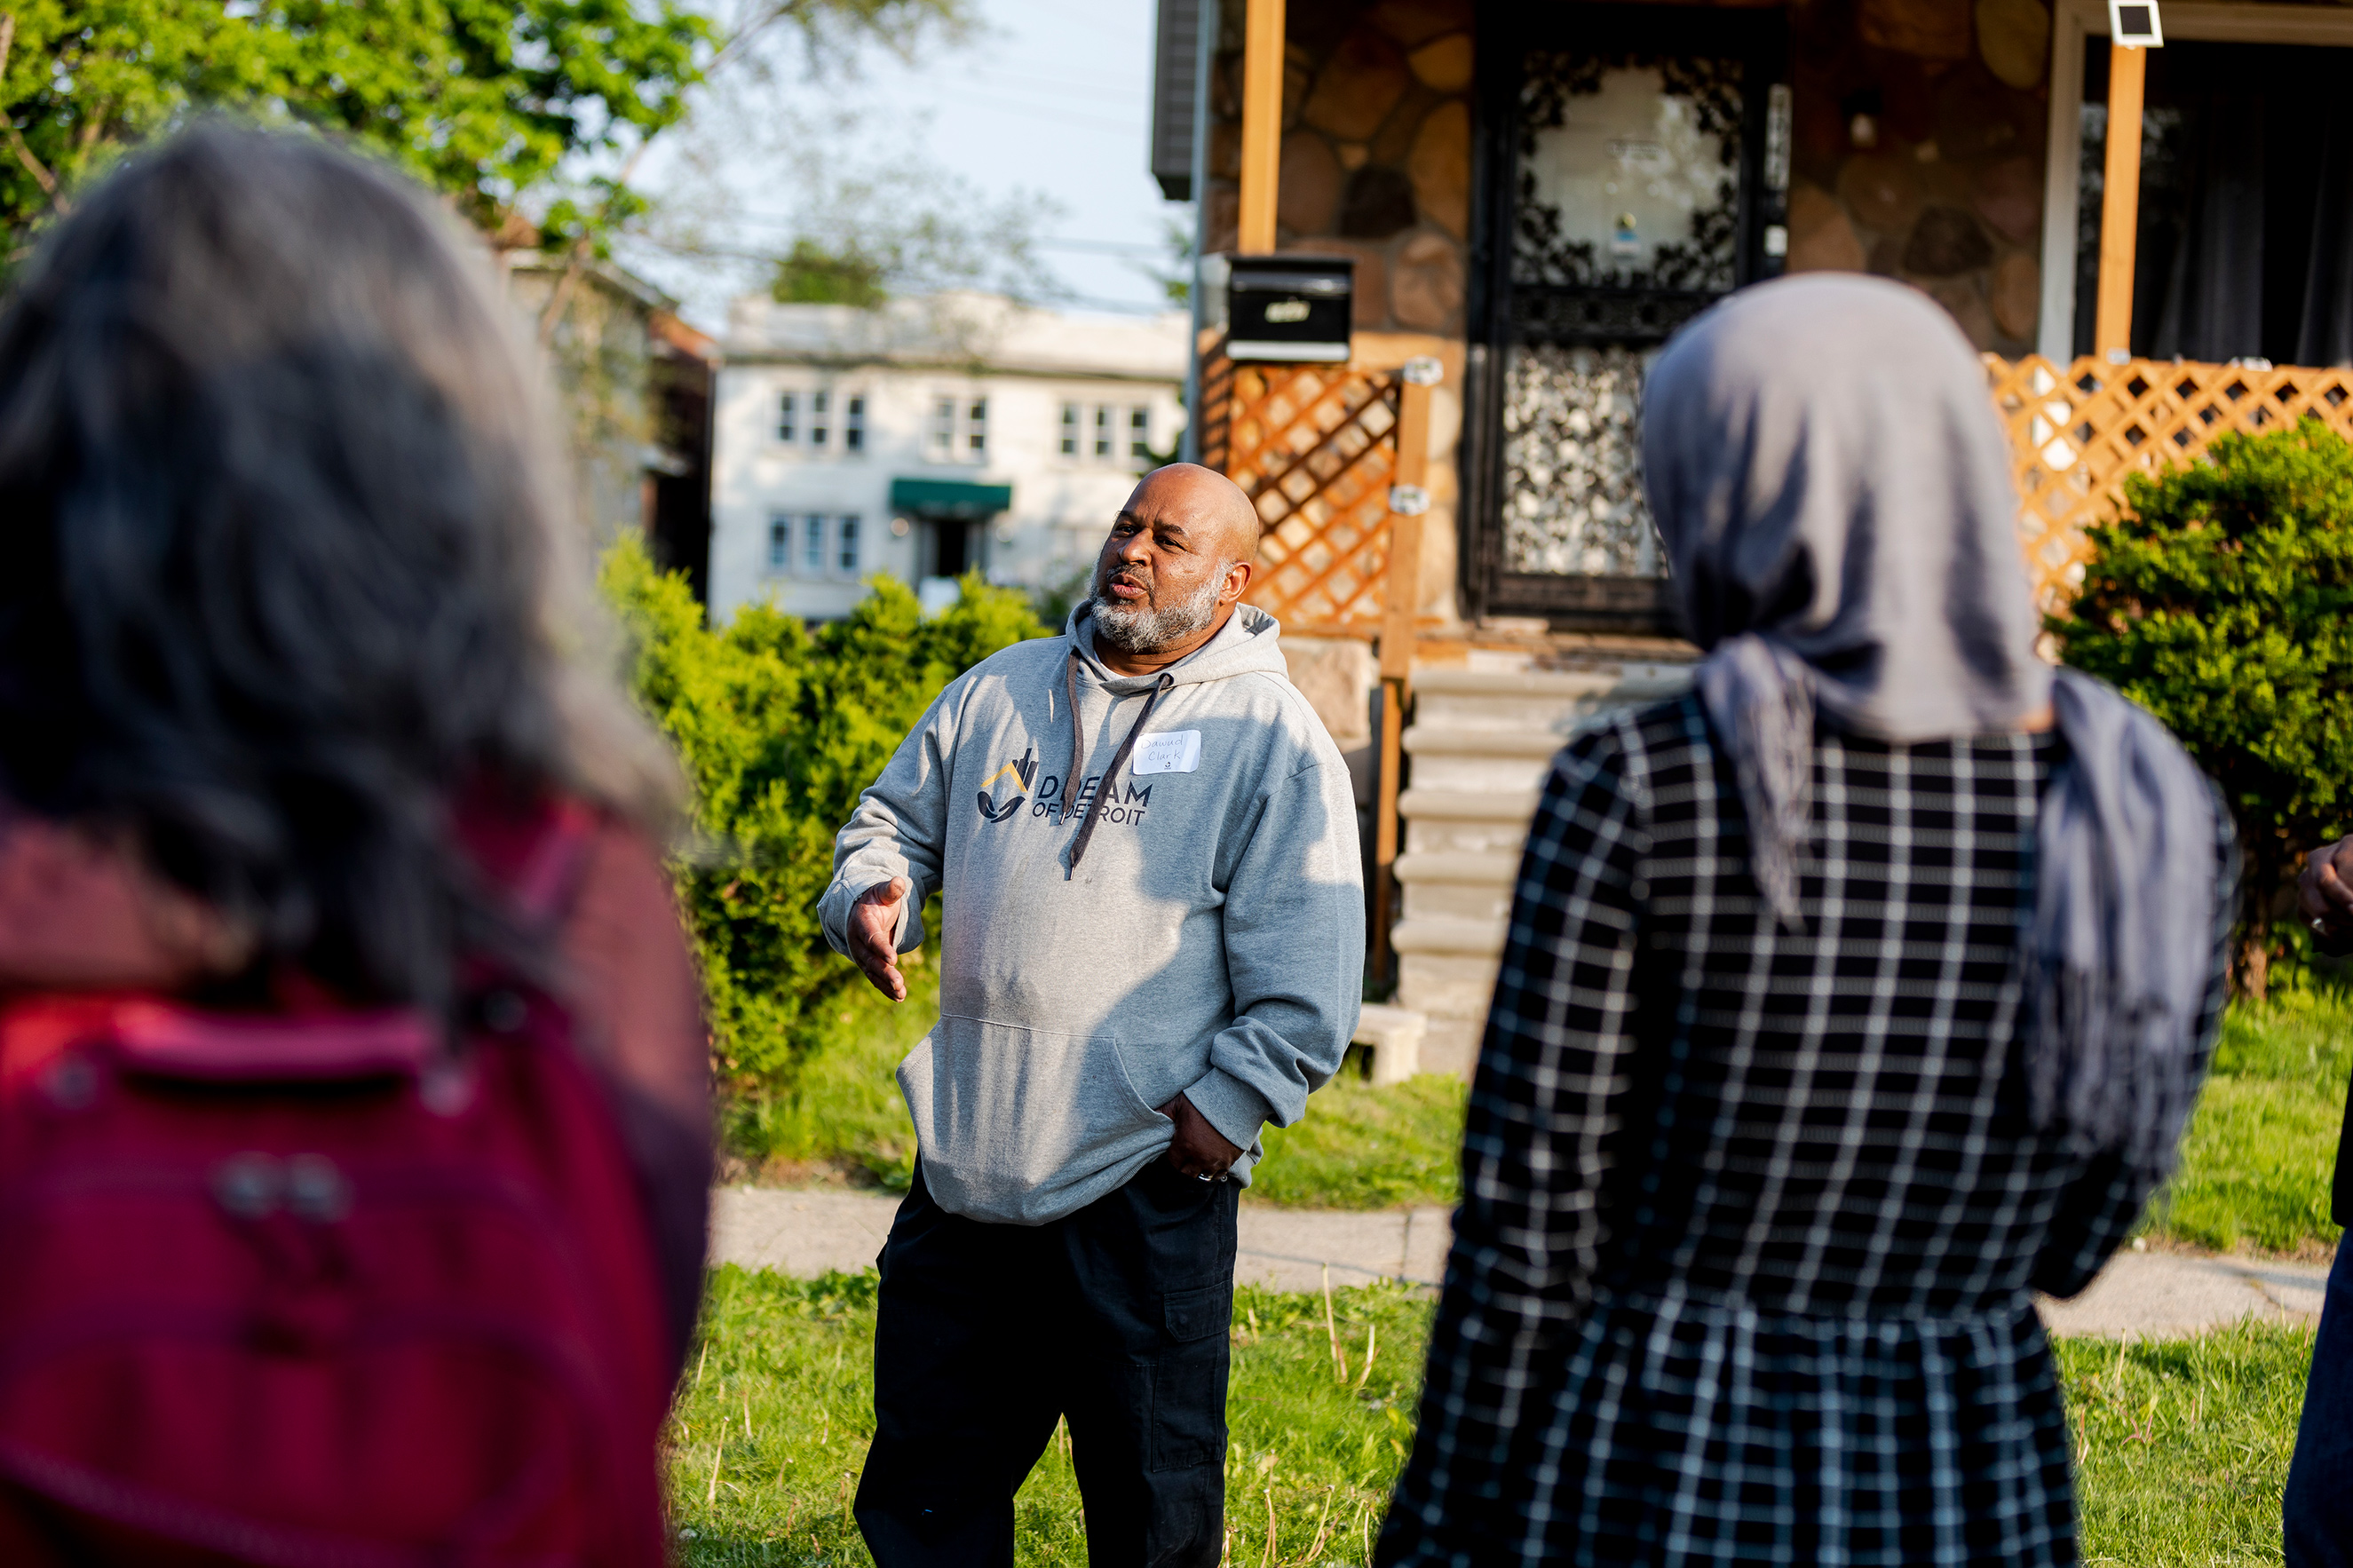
[709,291,1189,623]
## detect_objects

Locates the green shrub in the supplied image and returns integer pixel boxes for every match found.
[2049,416,2353,994]
[719,938,937,1185]
[600,540,1048,1087]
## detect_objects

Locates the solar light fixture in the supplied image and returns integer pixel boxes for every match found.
[2109,0,2163,46]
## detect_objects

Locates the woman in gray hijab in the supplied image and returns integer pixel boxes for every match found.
[1380,275,2235,1567]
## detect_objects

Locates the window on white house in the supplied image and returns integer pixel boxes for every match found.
[777,393,796,443]
[967,397,988,458]
[931,397,956,458]
[768,515,790,571]
[839,515,862,573]
[1059,402,1080,457]
[1129,406,1151,459]
[844,395,865,453]
[810,390,830,449]
[804,513,826,575]
[1092,405,1113,459]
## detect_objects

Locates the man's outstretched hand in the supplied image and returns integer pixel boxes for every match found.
[1157,1092,1243,1181]
[849,876,911,1001]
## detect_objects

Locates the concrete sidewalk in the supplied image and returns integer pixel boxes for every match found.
[709,1186,1451,1293]
[709,1186,2333,1339]
[2039,1246,2330,1338]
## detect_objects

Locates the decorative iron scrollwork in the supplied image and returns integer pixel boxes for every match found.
[1493,47,1755,592]
[1510,286,1720,347]
[1513,52,1747,297]
[1501,345,1663,578]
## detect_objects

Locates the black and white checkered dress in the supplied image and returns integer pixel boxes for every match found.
[1378,693,2231,1567]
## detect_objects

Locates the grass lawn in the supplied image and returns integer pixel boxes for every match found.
[2057,1320,2314,1565]
[2143,990,2353,1257]
[1248,1066,1464,1209]
[718,952,1467,1209]
[666,1268,1430,1566]
[721,957,2353,1243]
[667,1269,2315,1566]
[719,962,938,1192]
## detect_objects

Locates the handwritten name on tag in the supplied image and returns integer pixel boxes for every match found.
[1131,730,1202,775]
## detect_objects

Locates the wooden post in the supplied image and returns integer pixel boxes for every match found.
[1238,0,1285,253]
[2094,40,2147,359]
[1369,365,1436,991]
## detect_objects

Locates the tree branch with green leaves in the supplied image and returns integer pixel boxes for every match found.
[0,0,967,269]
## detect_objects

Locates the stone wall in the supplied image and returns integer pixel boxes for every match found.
[1205,0,1475,630]
[1783,0,2053,352]
[1205,0,1474,338]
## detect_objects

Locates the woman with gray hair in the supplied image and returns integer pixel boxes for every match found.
[1379,275,2234,1566]
[0,128,705,1562]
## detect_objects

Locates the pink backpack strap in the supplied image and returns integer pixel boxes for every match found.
[0,994,438,1090]
[503,799,598,929]
[448,793,600,931]
[108,1004,439,1081]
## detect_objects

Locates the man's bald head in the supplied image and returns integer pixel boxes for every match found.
[1124,463,1260,566]
[1087,463,1263,669]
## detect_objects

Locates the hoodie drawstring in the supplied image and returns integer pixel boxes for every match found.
[1063,649,1087,839]
[1063,646,1175,878]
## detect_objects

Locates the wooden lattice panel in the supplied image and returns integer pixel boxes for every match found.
[1986,354,2353,612]
[1224,361,1402,639]
[1195,337,1236,476]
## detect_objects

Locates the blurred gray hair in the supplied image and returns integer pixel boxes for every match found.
[0,123,681,1009]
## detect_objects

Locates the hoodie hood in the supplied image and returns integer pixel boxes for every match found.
[1063,598,1288,692]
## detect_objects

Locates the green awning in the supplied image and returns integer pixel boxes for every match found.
[890,478,1013,519]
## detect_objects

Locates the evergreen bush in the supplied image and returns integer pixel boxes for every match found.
[2050,416,2353,994]
[600,540,1049,1085]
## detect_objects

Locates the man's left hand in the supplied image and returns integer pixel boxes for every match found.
[1157,1093,1242,1181]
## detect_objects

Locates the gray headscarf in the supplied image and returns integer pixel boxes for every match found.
[1641,274,2232,1168]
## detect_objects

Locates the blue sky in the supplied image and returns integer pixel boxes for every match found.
[624,0,1191,331]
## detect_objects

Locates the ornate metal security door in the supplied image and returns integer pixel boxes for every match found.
[1465,6,1789,630]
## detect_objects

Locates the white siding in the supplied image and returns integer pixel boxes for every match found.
[709,321,1185,623]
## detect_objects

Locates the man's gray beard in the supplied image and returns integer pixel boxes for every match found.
[1090,568,1226,654]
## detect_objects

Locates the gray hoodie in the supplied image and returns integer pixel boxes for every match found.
[819,601,1364,1226]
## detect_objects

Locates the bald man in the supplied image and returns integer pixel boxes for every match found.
[820,464,1364,1568]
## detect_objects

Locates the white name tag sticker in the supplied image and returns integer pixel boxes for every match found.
[1131,730,1202,775]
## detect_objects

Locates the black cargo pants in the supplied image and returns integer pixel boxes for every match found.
[853,1159,1236,1568]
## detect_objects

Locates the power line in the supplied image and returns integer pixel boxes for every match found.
[1037,236,1169,257]
[910,83,1144,135]
[672,209,1169,257]
[991,0,1146,52]
[954,66,1146,105]
[618,234,1174,315]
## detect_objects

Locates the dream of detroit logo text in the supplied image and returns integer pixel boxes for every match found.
[977,745,1152,827]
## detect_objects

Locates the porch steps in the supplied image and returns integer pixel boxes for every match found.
[1391,661,1695,1076]
[1351,1002,1428,1087]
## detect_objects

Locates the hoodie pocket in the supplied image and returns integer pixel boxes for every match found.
[898,1014,1173,1225]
